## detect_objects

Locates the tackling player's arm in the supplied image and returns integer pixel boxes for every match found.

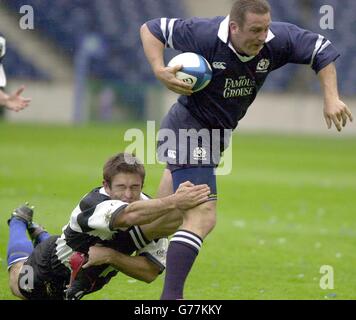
[0,36,31,111]
[140,23,193,95]
[83,245,160,283]
[318,63,353,132]
[111,181,210,229]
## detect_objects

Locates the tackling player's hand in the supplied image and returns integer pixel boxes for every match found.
[323,98,353,132]
[155,65,194,96]
[82,245,114,269]
[3,86,31,112]
[174,181,211,210]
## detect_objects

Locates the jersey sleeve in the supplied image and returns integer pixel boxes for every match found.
[145,17,215,55]
[74,200,128,235]
[136,238,169,274]
[270,22,340,73]
[0,35,6,87]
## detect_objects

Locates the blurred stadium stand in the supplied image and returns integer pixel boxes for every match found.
[266,0,356,96]
[2,0,355,93]
[3,45,50,80]
[305,0,356,96]
[3,0,186,83]
[1,0,355,130]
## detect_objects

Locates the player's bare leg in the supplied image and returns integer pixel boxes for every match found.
[179,200,216,238]
[141,169,183,240]
[156,168,174,198]
[160,194,217,300]
[8,261,26,299]
[140,168,217,299]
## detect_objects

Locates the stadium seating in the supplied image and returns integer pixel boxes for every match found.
[2,1,355,95]
[3,0,186,83]
[262,0,356,95]
[2,45,50,81]
[306,0,356,96]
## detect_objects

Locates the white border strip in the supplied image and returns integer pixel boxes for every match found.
[134,226,147,247]
[174,231,202,246]
[171,237,201,251]
[160,18,168,46]
[129,229,142,249]
[310,35,324,66]
[167,18,177,49]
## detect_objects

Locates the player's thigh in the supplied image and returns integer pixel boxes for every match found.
[146,169,181,236]
[157,168,174,198]
[171,166,217,200]
[8,261,26,299]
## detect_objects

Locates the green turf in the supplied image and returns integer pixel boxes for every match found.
[1,121,356,300]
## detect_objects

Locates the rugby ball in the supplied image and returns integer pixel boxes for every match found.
[168,52,212,92]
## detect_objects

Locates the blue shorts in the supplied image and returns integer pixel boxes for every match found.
[157,103,231,168]
[170,165,217,201]
[157,103,230,201]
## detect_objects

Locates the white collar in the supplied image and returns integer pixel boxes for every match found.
[217,15,230,43]
[99,187,110,197]
[217,15,275,62]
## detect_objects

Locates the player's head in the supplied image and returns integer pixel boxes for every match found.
[229,0,271,56]
[103,153,145,203]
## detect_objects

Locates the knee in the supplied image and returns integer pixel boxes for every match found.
[183,201,217,238]
[200,205,217,234]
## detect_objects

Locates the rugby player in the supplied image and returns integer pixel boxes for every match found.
[140,0,353,299]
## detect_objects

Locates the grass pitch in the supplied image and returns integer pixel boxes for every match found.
[1,121,355,300]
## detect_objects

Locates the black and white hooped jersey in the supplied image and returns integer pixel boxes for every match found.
[0,33,6,87]
[54,187,167,273]
[146,15,340,130]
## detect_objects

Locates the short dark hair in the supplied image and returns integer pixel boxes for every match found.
[230,0,271,28]
[103,153,145,187]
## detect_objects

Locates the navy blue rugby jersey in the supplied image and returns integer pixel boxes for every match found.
[146,16,339,130]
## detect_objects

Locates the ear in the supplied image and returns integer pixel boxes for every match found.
[103,180,111,194]
[229,20,239,35]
